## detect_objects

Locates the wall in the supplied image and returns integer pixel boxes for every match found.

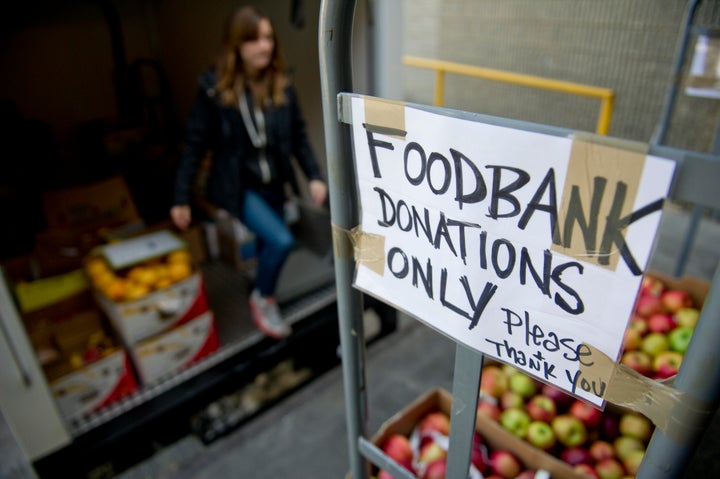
[402,0,720,153]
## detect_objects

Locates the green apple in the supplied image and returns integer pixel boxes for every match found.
[668,326,693,353]
[551,414,588,448]
[674,307,700,328]
[526,421,556,450]
[640,332,669,357]
[499,408,531,438]
[508,372,537,399]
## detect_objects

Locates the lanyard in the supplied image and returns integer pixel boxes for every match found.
[239,90,271,184]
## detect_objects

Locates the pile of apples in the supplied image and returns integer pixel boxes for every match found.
[478,364,654,478]
[620,275,700,379]
[84,249,194,302]
[376,409,541,479]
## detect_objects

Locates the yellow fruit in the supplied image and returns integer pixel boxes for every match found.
[167,261,192,282]
[104,278,128,301]
[86,257,110,277]
[124,281,150,301]
[167,249,191,265]
[127,266,158,287]
[154,277,173,290]
[92,269,116,290]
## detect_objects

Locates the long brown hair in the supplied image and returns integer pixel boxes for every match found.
[215,5,288,107]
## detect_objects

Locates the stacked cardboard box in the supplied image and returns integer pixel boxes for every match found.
[85,229,219,385]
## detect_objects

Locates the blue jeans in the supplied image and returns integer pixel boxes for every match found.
[240,189,295,297]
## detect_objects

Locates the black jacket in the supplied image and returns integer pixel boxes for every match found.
[173,70,323,217]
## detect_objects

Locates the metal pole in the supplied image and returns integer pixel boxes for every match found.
[650,0,701,146]
[318,2,370,479]
[637,265,720,478]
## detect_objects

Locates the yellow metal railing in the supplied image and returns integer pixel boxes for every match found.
[403,55,615,135]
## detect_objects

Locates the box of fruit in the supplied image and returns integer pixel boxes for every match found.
[620,271,709,381]
[84,230,210,345]
[128,310,220,385]
[372,387,590,479]
[48,346,138,420]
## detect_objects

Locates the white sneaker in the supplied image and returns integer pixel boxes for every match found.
[249,290,291,339]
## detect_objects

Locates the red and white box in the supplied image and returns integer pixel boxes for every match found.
[94,271,210,345]
[49,349,138,419]
[129,311,220,385]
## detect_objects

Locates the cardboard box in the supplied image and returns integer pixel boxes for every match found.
[372,388,585,479]
[129,311,220,385]
[87,230,211,344]
[42,175,141,232]
[49,349,138,419]
[94,271,210,345]
[34,175,145,276]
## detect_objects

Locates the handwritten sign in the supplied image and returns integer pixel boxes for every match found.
[348,96,675,406]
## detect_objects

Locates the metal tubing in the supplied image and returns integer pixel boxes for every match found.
[318,2,369,479]
[638,264,720,478]
[446,345,483,479]
[651,0,701,146]
[404,55,615,135]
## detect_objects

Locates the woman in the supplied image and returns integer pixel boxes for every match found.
[171,5,327,339]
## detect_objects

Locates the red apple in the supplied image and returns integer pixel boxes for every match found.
[419,411,450,437]
[481,366,509,399]
[627,315,649,336]
[613,436,645,461]
[552,414,588,448]
[377,469,394,479]
[619,413,653,442]
[470,447,488,474]
[620,350,653,376]
[422,458,446,479]
[647,313,676,334]
[489,450,522,479]
[640,276,665,297]
[622,328,643,351]
[477,399,502,421]
[560,446,593,466]
[574,463,601,478]
[418,441,447,465]
[526,394,557,423]
[635,294,663,317]
[641,332,670,357]
[526,420,556,450]
[381,434,413,463]
[516,471,539,479]
[541,383,574,410]
[569,399,603,429]
[589,440,616,462]
[599,413,621,441]
[594,458,625,479]
[653,350,683,379]
[661,289,693,313]
[500,390,524,410]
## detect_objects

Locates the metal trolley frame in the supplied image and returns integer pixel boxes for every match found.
[318,2,720,478]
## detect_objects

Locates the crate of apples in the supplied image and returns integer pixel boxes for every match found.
[478,364,655,478]
[620,273,706,380]
[372,388,573,479]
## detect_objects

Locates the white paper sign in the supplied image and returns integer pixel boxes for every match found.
[349,96,675,406]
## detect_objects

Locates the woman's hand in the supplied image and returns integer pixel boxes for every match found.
[170,205,192,230]
[309,179,328,207]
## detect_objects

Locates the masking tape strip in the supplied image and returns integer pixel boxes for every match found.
[331,224,386,276]
[570,132,650,154]
[582,344,714,445]
[552,134,649,271]
[363,97,407,139]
